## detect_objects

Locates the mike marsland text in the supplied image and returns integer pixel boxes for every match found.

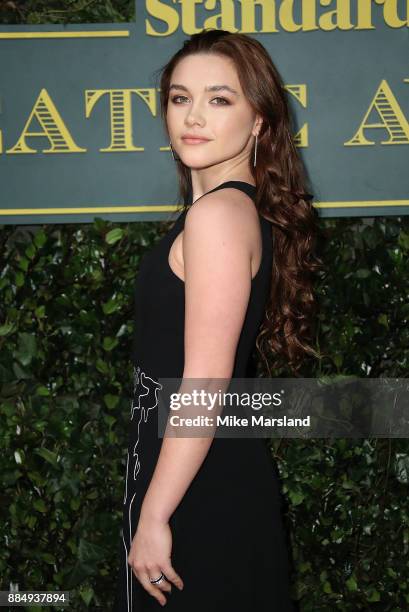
[168,415,311,428]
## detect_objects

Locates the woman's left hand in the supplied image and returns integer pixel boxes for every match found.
[127,515,184,607]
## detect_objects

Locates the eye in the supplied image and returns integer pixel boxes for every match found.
[211,97,230,105]
[170,95,188,104]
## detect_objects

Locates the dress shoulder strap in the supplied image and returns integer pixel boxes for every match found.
[205,180,256,201]
[188,180,256,206]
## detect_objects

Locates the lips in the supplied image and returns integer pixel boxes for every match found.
[181,135,211,143]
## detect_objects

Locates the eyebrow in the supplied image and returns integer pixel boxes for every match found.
[169,83,239,97]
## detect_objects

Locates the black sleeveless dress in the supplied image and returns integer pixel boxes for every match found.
[113,181,294,611]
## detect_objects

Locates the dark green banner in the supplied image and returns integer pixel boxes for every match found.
[0,1,408,224]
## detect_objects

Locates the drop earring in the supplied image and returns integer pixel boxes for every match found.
[169,141,180,162]
[253,133,258,168]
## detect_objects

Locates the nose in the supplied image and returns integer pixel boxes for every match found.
[184,101,206,127]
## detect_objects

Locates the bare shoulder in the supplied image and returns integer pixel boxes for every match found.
[185,187,260,242]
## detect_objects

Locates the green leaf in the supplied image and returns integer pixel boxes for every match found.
[34,229,47,247]
[25,243,36,259]
[96,359,109,374]
[16,332,37,366]
[356,268,371,278]
[13,361,31,379]
[105,228,123,245]
[77,539,106,564]
[289,490,304,505]
[367,588,381,602]
[33,498,47,513]
[395,454,409,485]
[346,576,358,591]
[40,552,56,564]
[104,394,119,410]
[71,498,81,511]
[34,447,59,467]
[103,337,119,351]
[79,586,95,606]
[18,256,29,272]
[0,321,15,336]
[102,299,120,315]
[34,305,46,318]
[15,271,24,287]
[377,313,389,328]
[398,230,409,250]
[14,450,24,464]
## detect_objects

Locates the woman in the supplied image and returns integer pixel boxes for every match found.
[113,28,320,611]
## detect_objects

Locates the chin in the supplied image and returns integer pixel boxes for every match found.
[185,161,218,171]
[180,155,216,170]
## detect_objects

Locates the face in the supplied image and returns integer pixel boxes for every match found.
[166,53,261,170]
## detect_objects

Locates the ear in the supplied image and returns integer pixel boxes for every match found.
[252,115,263,137]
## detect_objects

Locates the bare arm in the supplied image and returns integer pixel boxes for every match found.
[139,194,255,524]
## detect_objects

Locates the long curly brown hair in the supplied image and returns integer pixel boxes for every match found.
[155,29,322,376]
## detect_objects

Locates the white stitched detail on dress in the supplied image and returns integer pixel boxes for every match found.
[123,365,163,505]
[122,364,163,612]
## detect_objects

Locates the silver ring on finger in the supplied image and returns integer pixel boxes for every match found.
[149,572,165,584]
